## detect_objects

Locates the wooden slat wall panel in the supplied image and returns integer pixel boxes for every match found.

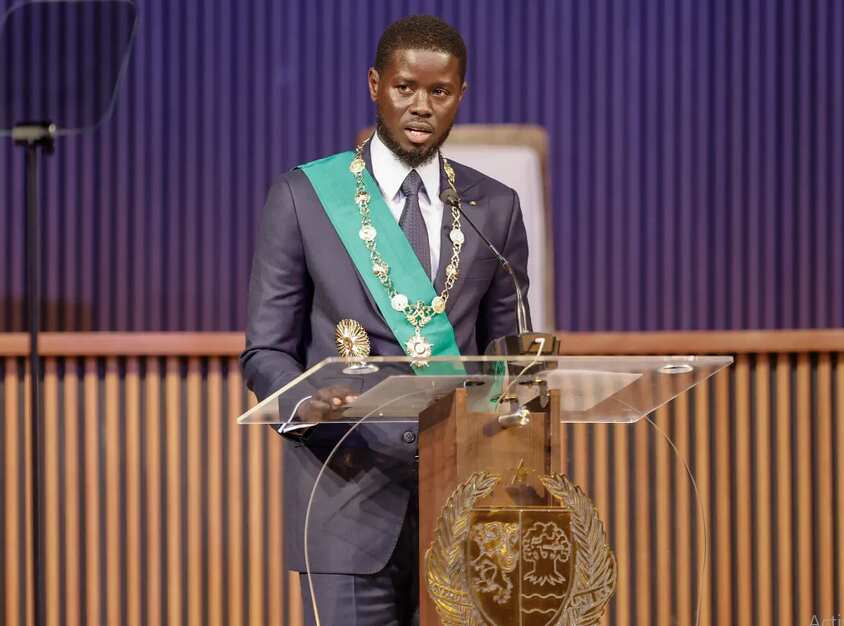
[43,360,59,626]
[837,361,844,614]
[226,363,245,626]
[633,419,651,626]
[186,358,202,626]
[816,355,834,618]
[734,356,752,624]
[104,357,120,626]
[24,366,34,626]
[654,405,671,626]
[694,381,712,626]
[207,359,224,626]
[713,369,732,626]
[164,356,182,626]
[63,357,81,626]
[0,345,842,625]
[3,358,27,626]
[775,353,795,623]
[144,357,163,626]
[796,355,813,622]
[610,423,630,626]
[754,356,774,625]
[125,358,141,626]
[82,357,100,626]
[672,391,692,623]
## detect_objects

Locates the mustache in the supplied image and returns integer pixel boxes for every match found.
[375,115,453,169]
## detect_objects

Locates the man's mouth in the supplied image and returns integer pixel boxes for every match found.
[404,124,433,144]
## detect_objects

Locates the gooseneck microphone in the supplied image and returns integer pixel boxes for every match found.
[440,188,531,336]
[441,187,560,429]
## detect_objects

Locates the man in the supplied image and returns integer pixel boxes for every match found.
[241,15,530,625]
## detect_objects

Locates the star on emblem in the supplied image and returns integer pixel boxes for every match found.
[511,459,531,485]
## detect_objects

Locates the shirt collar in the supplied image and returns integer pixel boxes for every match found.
[370,130,441,203]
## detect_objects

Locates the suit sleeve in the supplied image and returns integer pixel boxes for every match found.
[240,175,314,404]
[475,188,532,352]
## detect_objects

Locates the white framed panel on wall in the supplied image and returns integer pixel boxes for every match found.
[442,126,554,331]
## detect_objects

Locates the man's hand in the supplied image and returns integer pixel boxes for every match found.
[297,385,359,421]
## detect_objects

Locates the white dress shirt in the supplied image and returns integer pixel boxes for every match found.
[369,131,443,280]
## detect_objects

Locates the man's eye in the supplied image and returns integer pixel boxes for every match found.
[433,88,449,97]
[397,85,412,94]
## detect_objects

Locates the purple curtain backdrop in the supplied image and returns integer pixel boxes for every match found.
[1,0,842,332]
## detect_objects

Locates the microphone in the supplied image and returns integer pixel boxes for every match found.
[440,188,558,356]
[440,188,530,335]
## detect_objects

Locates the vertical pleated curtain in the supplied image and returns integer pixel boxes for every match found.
[1,0,842,332]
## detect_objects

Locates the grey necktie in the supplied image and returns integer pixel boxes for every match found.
[399,170,431,278]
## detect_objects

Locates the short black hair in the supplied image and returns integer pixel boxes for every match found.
[374,15,467,82]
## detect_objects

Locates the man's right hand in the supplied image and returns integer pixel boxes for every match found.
[297,385,359,421]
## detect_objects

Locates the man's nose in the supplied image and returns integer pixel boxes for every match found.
[409,91,432,116]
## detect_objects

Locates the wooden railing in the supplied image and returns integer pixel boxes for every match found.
[1,330,842,626]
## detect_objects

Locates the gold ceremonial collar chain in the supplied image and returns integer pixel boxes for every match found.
[349,140,464,366]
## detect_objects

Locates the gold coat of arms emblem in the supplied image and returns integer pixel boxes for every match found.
[425,472,617,626]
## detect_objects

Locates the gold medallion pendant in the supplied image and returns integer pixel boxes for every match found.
[335,318,370,360]
[425,472,617,626]
[405,330,433,367]
[335,319,378,375]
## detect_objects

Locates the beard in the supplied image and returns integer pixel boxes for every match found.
[375,114,454,168]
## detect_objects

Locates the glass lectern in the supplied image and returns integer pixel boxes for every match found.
[239,354,732,625]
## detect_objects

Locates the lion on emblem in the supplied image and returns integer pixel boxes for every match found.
[468,521,520,604]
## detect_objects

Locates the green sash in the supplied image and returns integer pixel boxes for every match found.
[299,151,465,376]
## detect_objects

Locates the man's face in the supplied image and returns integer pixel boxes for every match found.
[368,48,466,167]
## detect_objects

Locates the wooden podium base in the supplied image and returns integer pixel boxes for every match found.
[417,388,561,625]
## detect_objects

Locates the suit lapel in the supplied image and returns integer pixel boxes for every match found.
[363,138,374,177]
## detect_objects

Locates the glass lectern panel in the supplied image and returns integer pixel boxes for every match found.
[237,355,733,425]
[243,354,735,625]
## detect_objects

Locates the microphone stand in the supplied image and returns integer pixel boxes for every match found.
[12,121,56,626]
[440,188,559,357]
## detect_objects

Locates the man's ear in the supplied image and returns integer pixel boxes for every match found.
[367,68,380,102]
[458,81,468,103]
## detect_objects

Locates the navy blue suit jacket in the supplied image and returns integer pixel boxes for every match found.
[240,144,530,574]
